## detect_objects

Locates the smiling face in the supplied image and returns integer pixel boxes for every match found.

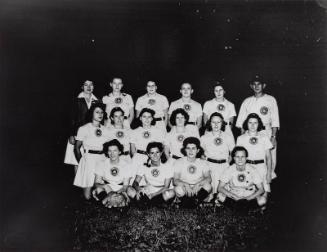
[93,107,104,122]
[82,80,94,94]
[214,85,225,99]
[110,78,123,92]
[180,83,193,98]
[234,150,247,166]
[185,143,199,159]
[148,147,162,163]
[111,110,124,126]
[107,145,120,162]
[146,81,157,95]
[250,81,265,95]
[140,111,153,127]
[247,117,259,133]
[210,115,223,132]
[175,113,186,127]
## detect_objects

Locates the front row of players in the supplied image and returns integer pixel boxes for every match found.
[88,137,268,209]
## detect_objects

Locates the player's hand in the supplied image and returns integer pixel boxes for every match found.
[68,136,76,145]
[270,137,277,148]
[92,187,103,201]
[122,191,130,204]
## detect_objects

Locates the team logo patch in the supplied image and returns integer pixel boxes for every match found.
[214,137,223,146]
[177,135,185,142]
[148,99,156,105]
[115,97,122,104]
[187,165,197,174]
[237,174,245,182]
[183,104,191,112]
[116,131,124,138]
[260,106,268,115]
[110,167,119,176]
[95,128,102,137]
[143,131,151,139]
[217,104,225,111]
[151,168,160,177]
[249,137,258,145]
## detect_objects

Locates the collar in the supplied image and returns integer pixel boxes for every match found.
[78,92,97,101]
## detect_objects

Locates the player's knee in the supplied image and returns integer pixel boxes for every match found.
[217,192,226,202]
[163,189,175,201]
[174,186,185,197]
[202,182,212,193]
[127,186,136,198]
[257,195,267,206]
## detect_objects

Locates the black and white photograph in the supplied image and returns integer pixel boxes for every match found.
[0,0,326,250]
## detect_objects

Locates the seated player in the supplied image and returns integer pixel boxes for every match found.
[130,142,175,206]
[92,139,134,208]
[217,146,266,208]
[173,137,212,207]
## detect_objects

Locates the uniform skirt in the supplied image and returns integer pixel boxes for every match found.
[208,162,229,194]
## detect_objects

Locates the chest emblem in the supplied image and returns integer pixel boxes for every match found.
[151,168,160,177]
[183,104,191,112]
[177,135,185,142]
[214,137,223,146]
[148,99,156,105]
[260,106,269,115]
[95,128,102,137]
[188,165,197,174]
[115,97,122,104]
[116,131,124,138]
[143,131,151,139]
[249,137,258,145]
[237,174,245,182]
[110,167,119,176]
[217,104,225,111]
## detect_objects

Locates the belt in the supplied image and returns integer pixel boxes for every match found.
[247,159,264,164]
[172,155,181,159]
[87,150,103,154]
[122,151,130,155]
[154,117,165,122]
[186,122,196,125]
[207,158,226,164]
[137,150,147,155]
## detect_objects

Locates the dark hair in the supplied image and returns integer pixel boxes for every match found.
[242,113,265,131]
[103,139,124,158]
[145,142,167,165]
[86,102,107,125]
[109,107,125,125]
[180,137,204,158]
[138,108,156,126]
[205,112,226,132]
[81,79,94,88]
[111,77,123,83]
[230,146,248,165]
[169,108,189,126]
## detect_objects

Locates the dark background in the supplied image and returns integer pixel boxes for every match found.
[0,0,326,250]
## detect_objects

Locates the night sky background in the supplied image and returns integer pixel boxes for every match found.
[0,0,327,250]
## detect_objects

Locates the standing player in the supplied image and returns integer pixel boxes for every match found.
[165,108,200,160]
[130,142,175,205]
[73,103,111,199]
[92,140,134,208]
[236,75,279,172]
[200,112,235,200]
[217,146,266,208]
[236,113,273,194]
[168,83,202,131]
[173,137,212,207]
[64,80,98,173]
[102,77,134,129]
[106,107,132,161]
[203,83,236,136]
[135,81,169,133]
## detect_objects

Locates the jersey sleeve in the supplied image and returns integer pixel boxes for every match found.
[162,96,169,110]
[227,134,236,152]
[203,101,210,115]
[135,165,145,177]
[129,129,137,144]
[168,102,176,115]
[270,97,280,128]
[229,102,237,118]
[127,94,134,108]
[76,125,87,141]
[219,166,232,183]
[102,96,109,104]
[236,99,248,128]
[173,159,182,175]
[135,97,142,111]
[263,136,273,150]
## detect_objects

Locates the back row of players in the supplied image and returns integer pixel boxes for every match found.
[64,76,279,208]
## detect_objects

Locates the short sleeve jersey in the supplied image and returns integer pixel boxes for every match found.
[95,158,132,185]
[102,93,134,118]
[135,93,169,118]
[107,126,131,152]
[174,157,210,184]
[168,98,202,123]
[236,94,280,128]
[76,123,111,151]
[220,164,262,188]
[136,160,174,187]
[200,131,235,160]
[165,126,200,157]
[130,126,166,151]
[236,132,273,161]
[203,98,236,122]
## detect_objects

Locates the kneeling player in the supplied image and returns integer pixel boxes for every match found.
[130,142,175,205]
[217,146,266,208]
[92,139,134,208]
[173,137,212,207]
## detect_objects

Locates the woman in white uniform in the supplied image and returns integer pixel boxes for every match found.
[200,112,235,199]
[130,142,175,205]
[92,139,134,208]
[106,107,132,161]
[236,113,273,194]
[165,108,200,160]
[73,103,111,199]
[64,80,98,173]
[130,108,166,168]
